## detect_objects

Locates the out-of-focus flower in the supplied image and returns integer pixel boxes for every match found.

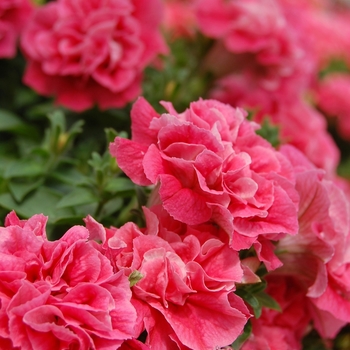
[20,0,167,111]
[197,0,347,177]
[0,211,137,349]
[315,73,350,140]
[278,0,350,69]
[211,75,340,175]
[0,0,33,58]
[195,0,313,94]
[163,0,197,39]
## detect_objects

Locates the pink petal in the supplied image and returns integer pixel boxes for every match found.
[131,97,160,145]
[110,137,151,186]
[159,174,212,225]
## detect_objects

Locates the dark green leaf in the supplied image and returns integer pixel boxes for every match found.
[104,127,119,144]
[0,109,24,131]
[26,102,56,120]
[255,291,281,312]
[256,117,280,148]
[245,280,267,294]
[8,179,44,202]
[56,187,98,208]
[0,187,74,221]
[231,321,252,350]
[52,216,88,226]
[0,157,14,176]
[105,178,135,194]
[4,159,46,179]
[98,197,123,219]
[49,169,90,186]
[235,289,261,318]
[14,87,40,108]
[73,203,98,217]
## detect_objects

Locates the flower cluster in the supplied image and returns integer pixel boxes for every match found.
[2,0,350,349]
[2,96,350,349]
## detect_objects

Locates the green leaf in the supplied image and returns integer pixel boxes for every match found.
[319,58,349,79]
[255,291,281,312]
[88,152,112,173]
[56,187,98,208]
[231,321,252,350]
[62,119,84,154]
[0,109,23,131]
[0,110,39,138]
[4,159,46,179]
[8,179,44,202]
[105,178,135,194]
[98,197,123,219]
[49,169,90,186]
[245,280,267,294]
[235,289,261,318]
[52,216,89,226]
[14,87,40,108]
[104,127,119,144]
[26,102,56,120]
[256,117,281,148]
[337,157,350,179]
[0,157,14,177]
[0,187,74,221]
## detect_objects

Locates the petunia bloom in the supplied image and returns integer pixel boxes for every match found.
[94,212,250,350]
[268,146,350,340]
[0,211,136,349]
[110,97,299,254]
[20,0,167,111]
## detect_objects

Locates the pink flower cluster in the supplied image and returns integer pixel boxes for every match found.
[109,97,350,349]
[20,0,167,111]
[2,97,350,349]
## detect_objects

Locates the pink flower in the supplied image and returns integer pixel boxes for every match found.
[101,214,250,350]
[163,0,197,39]
[315,73,350,140]
[195,0,313,95]
[211,76,340,175]
[0,212,136,349]
[110,97,299,253]
[196,0,344,176]
[272,146,350,339]
[279,0,350,69]
[20,0,167,111]
[0,0,33,58]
